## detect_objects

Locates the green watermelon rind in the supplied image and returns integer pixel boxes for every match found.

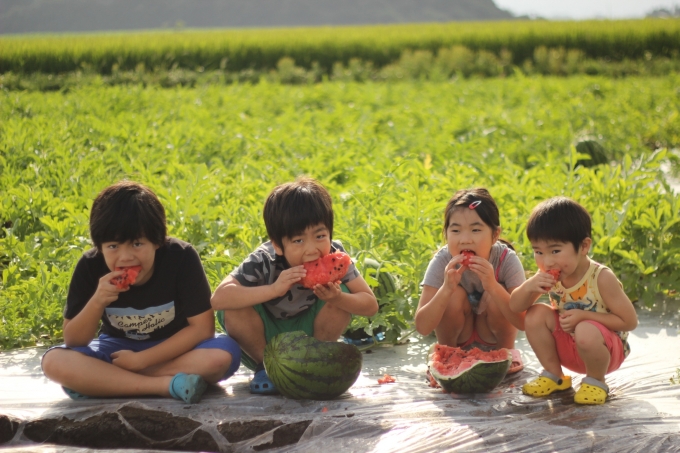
[363,258,397,300]
[428,346,512,394]
[264,331,362,400]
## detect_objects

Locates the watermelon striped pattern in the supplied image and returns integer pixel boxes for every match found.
[264,331,362,400]
[363,258,397,302]
[428,346,511,394]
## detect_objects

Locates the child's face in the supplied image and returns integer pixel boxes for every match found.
[272,223,332,267]
[531,238,591,282]
[446,208,499,260]
[100,237,159,286]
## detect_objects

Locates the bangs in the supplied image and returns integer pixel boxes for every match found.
[98,201,151,244]
[279,189,333,239]
[90,181,166,249]
[263,178,334,247]
[526,197,591,250]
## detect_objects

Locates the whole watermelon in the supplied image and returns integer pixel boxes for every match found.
[575,139,608,167]
[362,258,397,303]
[428,344,511,394]
[264,331,362,400]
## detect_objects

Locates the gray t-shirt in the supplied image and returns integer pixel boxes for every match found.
[421,242,525,314]
[231,240,359,319]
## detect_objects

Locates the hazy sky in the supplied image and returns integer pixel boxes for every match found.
[494,0,678,19]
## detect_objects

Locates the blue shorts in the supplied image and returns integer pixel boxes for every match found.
[44,333,242,381]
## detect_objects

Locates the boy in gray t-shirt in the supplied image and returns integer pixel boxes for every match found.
[211,178,378,394]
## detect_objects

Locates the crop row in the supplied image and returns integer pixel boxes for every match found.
[2,19,680,74]
[4,46,680,92]
[1,76,679,349]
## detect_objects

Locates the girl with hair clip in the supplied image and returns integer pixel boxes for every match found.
[415,188,526,373]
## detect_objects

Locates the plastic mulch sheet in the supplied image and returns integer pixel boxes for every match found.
[1,300,679,452]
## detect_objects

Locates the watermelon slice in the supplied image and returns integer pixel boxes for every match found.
[427,344,511,394]
[547,269,560,280]
[111,265,142,290]
[543,269,560,290]
[461,250,475,266]
[300,252,351,289]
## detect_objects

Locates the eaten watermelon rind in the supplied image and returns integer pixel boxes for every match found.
[427,344,511,394]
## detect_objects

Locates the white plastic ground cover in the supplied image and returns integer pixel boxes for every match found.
[1,300,679,452]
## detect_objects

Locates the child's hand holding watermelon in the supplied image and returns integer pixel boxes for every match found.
[519,269,559,295]
[91,269,132,307]
[270,266,308,297]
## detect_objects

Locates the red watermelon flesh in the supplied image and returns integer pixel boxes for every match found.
[461,250,475,266]
[111,265,142,290]
[300,252,351,289]
[543,269,560,290]
[428,344,511,394]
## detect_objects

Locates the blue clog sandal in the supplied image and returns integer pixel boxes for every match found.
[169,373,208,404]
[250,368,278,395]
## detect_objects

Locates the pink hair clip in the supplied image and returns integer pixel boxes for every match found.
[469,200,481,209]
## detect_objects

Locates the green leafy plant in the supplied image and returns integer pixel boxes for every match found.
[1,75,678,349]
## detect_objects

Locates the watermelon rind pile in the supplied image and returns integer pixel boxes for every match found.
[264,331,362,400]
[427,344,511,394]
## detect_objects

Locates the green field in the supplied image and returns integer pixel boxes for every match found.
[2,19,680,74]
[2,74,679,350]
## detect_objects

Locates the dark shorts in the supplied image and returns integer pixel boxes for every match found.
[43,333,242,381]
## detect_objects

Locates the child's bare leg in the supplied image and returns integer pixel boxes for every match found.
[140,348,233,384]
[313,303,351,341]
[435,288,473,346]
[221,307,266,364]
[524,304,562,377]
[573,322,609,382]
[42,348,172,397]
[477,296,517,349]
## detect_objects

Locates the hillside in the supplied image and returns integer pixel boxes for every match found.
[0,0,514,34]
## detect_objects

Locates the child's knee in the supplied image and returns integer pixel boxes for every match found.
[525,305,553,330]
[442,299,471,325]
[42,348,70,377]
[574,322,605,350]
[221,306,259,331]
[321,302,352,325]
[206,350,237,382]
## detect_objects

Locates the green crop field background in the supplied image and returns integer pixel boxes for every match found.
[2,19,680,74]
[2,75,679,349]
[2,20,680,350]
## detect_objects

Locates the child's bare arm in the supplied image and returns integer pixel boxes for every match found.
[509,272,554,313]
[559,269,637,333]
[488,284,526,330]
[63,270,127,347]
[316,276,378,317]
[415,284,460,335]
[211,266,306,310]
[414,255,466,335]
[111,309,216,372]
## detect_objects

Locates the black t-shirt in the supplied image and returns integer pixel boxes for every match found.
[64,237,212,341]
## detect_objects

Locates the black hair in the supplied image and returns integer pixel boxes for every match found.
[444,188,514,250]
[263,177,334,250]
[89,181,167,251]
[526,197,591,251]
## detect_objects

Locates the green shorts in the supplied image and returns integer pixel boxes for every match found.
[217,284,349,371]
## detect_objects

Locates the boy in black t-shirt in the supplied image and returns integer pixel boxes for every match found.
[211,177,378,394]
[42,181,241,403]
